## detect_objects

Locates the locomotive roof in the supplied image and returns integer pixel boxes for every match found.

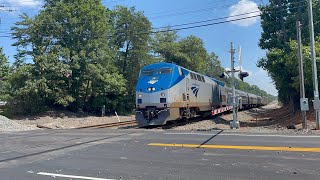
[143,62,226,87]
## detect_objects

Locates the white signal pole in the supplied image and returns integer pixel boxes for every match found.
[296,21,308,129]
[238,46,242,72]
[307,0,320,130]
[230,42,239,129]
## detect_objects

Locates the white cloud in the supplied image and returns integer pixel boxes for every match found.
[227,0,261,27]
[4,0,42,7]
[0,0,42,15]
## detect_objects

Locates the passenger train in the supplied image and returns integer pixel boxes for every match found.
[135,62,268,127]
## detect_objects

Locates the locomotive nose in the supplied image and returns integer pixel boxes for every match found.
[136,90,168,108]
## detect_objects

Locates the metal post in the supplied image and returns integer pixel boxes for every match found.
[296,21,307,129]
[102,105,105,117]
[255,108,258,126]
[230,42,239,129]
[307,0,320,130]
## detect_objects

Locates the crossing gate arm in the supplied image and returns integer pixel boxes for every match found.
[212,106,233,115]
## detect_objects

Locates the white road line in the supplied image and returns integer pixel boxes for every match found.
[37,172,115,180]
[163,132,320,138]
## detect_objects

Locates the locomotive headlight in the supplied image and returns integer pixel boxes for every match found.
[147,87,152,91]
[138,94,142,97]
[151,87,155,91]
[161,93,165,97]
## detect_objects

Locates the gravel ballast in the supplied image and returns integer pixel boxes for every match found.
[171,101,320,135]
[3,101,320,135]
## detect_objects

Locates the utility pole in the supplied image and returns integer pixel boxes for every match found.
[296,21,308,129]
[307,0,320,130]
[230,42,239,129]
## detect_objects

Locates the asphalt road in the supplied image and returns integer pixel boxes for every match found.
[0,129,320,180]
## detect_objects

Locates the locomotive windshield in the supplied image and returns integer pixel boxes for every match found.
[140,69,154,76]
[157,68,172,74]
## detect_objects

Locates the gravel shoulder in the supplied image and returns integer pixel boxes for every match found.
[0,115,35,132]
[172,101,320,135]
[6,111,135,131]
[1,101,320,134]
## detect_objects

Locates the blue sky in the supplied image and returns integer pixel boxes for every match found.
[0,0,277,95]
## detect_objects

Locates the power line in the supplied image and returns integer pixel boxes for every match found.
[0,1,304,31]
[145,0,305,19]
[143,0,239,16]
[0,14,266,39]
[0,0,128,12]
[0,13,260,39]
[153,10,261,30]
[0,9,261,27]
[156,14,261,32]
[0,0,262,18]
[148,0,262,19]
[0,3,308,38]
[0,0,127,6]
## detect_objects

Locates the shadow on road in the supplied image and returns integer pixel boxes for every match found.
[197,130,223,148]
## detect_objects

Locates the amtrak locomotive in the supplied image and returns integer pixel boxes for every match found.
[135,62,268,127]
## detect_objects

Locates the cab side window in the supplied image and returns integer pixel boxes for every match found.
[196,74,202,81]
[190,72,206,82]
[190,72,196,80]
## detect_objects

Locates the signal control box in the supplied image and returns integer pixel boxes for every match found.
[300,98,309,111]
[313,99,320,110]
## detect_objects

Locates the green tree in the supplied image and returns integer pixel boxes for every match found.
[0,47,9,80]
[151,30,180,61]
[0,47,11,101]
[152,31,211,73]
[11,0,126,113]
[151,30,191,69]
[178,35,209,73]
[258,0,320,106]
[111,6,152,95]
[204,52,225,79]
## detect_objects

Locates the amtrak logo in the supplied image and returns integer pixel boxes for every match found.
[148,77,158,84]
[148,79,158,84]
[191,86,199,97]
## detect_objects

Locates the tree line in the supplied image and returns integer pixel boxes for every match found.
[0,0,272,115]
[258,0,320,108]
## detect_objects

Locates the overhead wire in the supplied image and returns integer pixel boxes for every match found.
[0,0,127,6]
[143,0,234,16]
[0,0,128,12]
[0,2,308,39]
[0,0,304,31]
[153,10,261,30]
[0,0,257,15]
[147,0,261,19]
[0,4,307,39]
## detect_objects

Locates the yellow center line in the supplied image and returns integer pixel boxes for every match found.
[148,143,320,153]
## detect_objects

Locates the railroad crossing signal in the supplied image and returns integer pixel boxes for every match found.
[238,71,249,81]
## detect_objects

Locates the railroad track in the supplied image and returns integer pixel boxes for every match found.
[77,115,216,130]
[142,116,205,130]
[77,120,138,129]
